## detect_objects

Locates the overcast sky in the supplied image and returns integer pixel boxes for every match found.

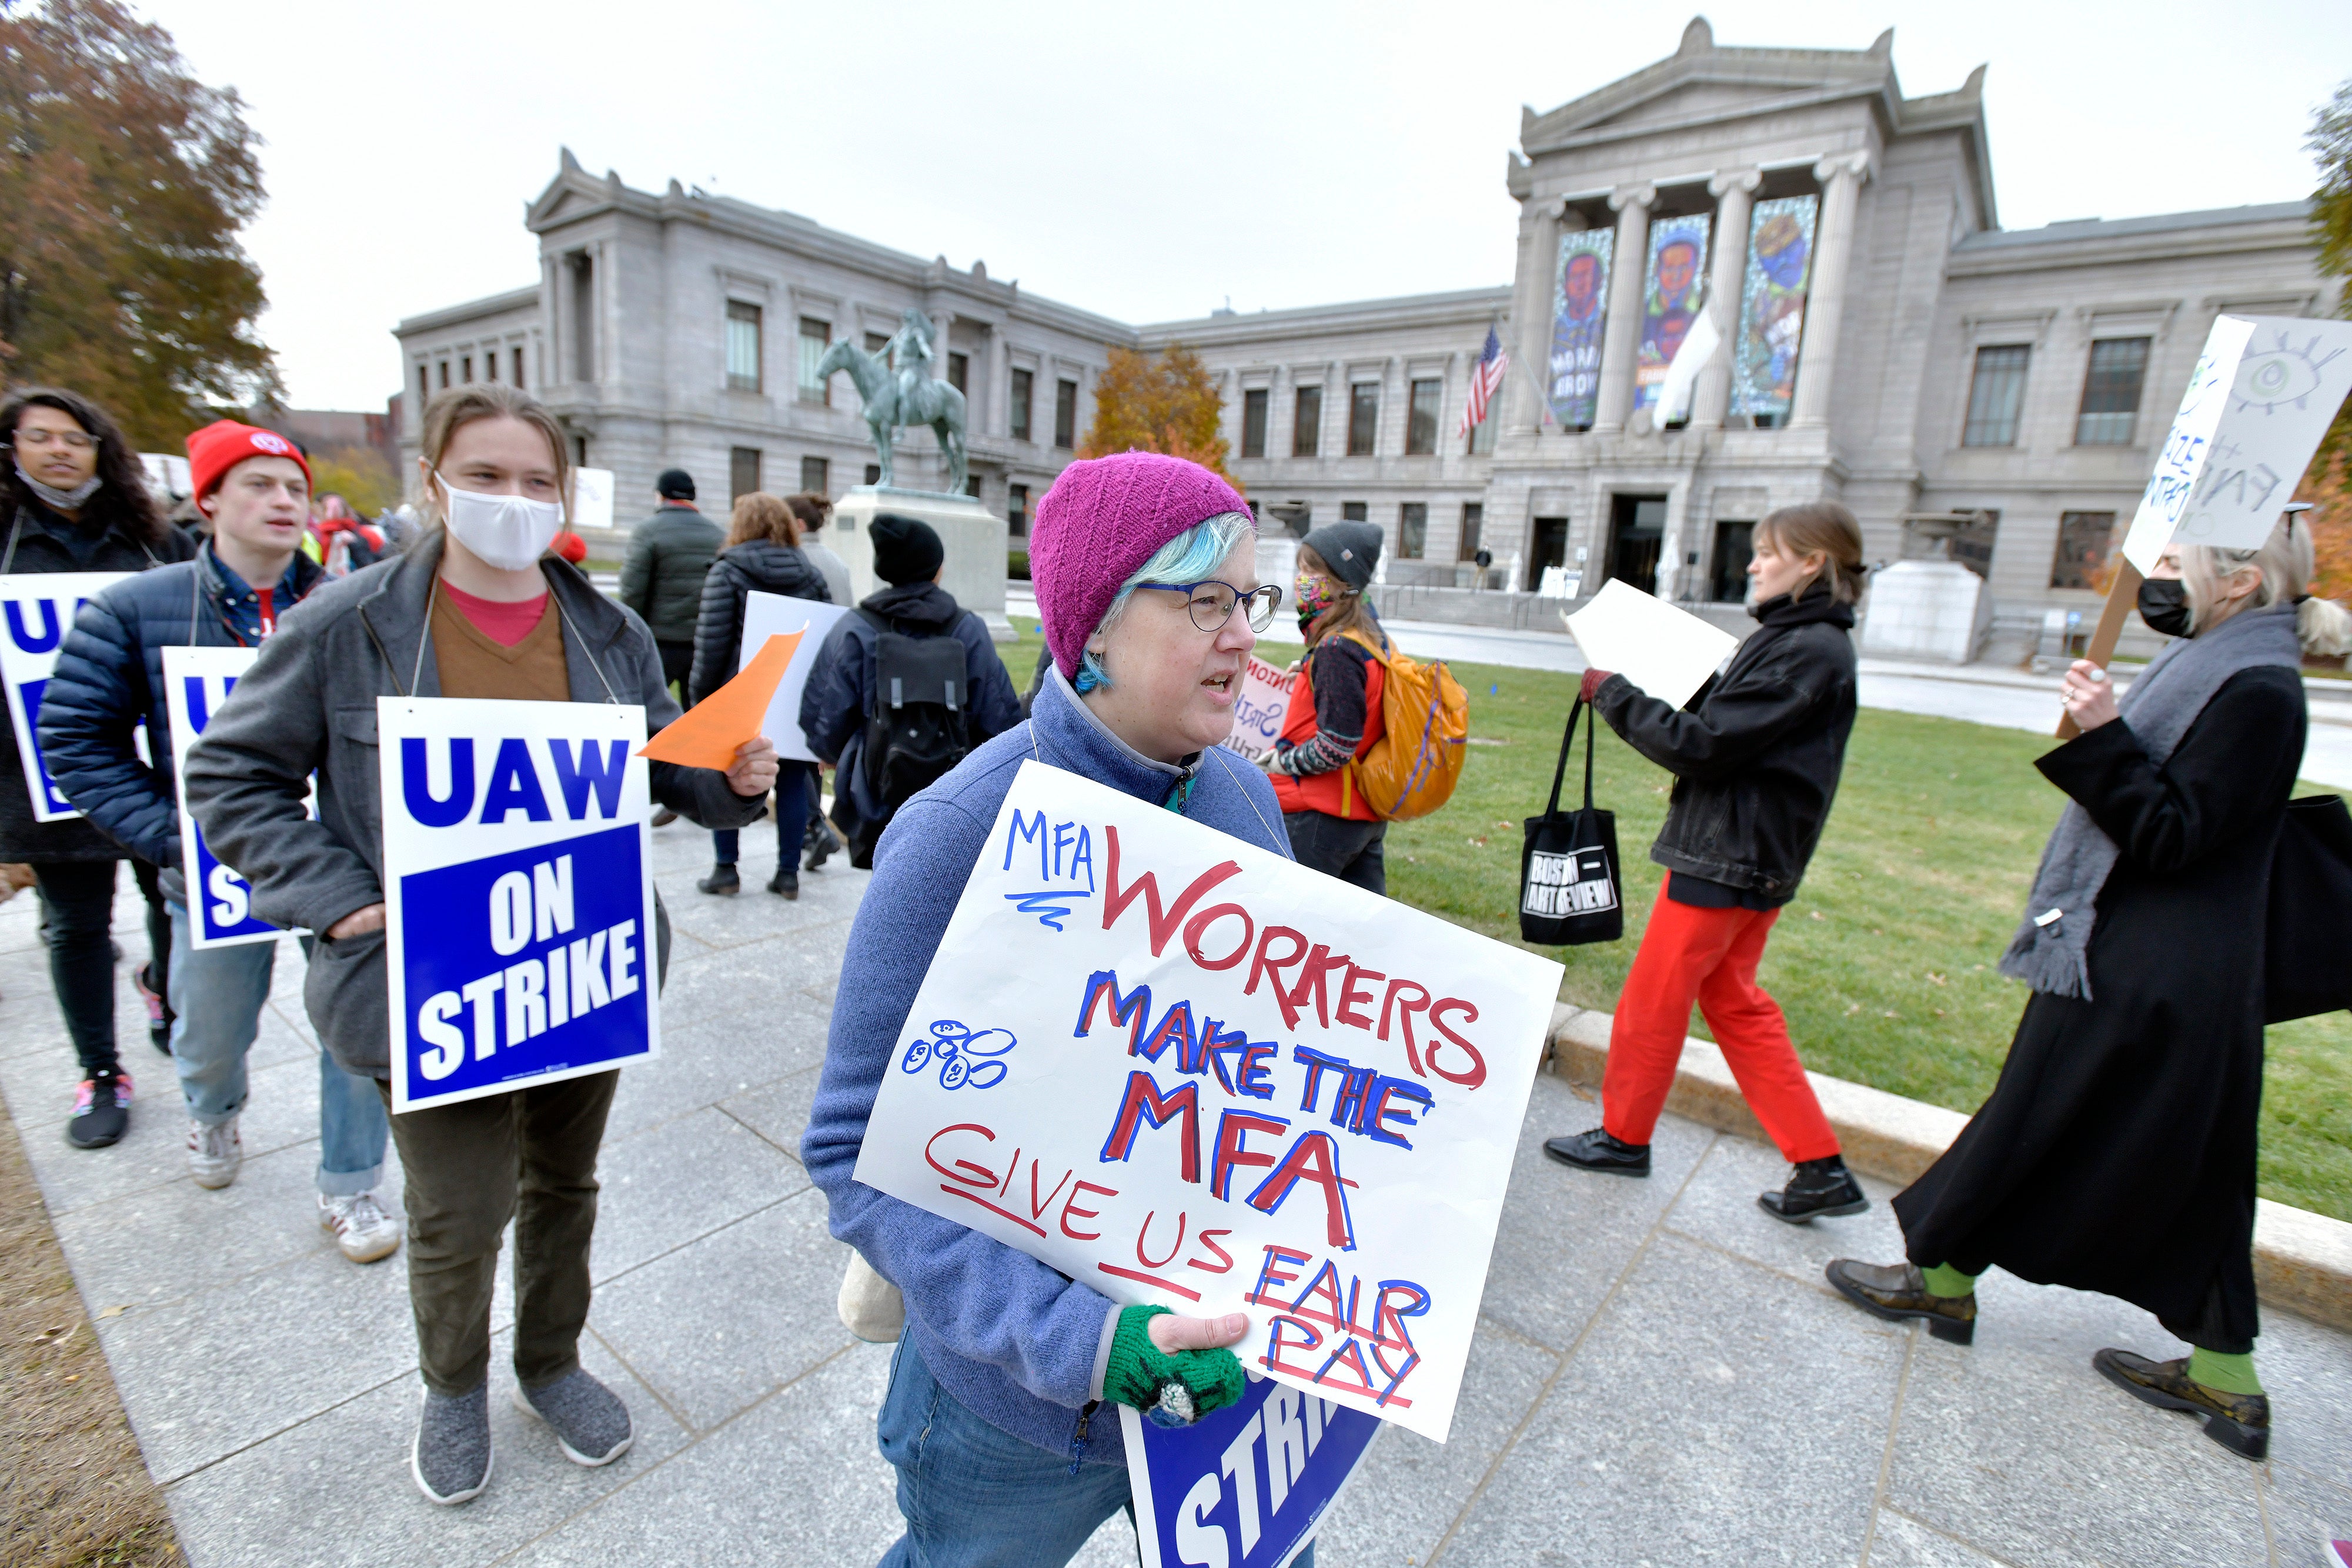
[148,0,2349,412]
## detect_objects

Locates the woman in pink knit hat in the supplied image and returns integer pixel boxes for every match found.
[801,451,1324,1564]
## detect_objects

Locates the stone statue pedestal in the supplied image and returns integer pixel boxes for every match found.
[828,487,1014,644]
[1859,560,1993,664]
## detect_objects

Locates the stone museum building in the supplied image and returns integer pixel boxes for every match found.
[395,17,2327,640]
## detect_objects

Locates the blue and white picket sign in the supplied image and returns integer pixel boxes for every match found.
[379,696,657,1113]
[163,646,304,948]
[1124,1370,1382,1568]
[0,572,133,822]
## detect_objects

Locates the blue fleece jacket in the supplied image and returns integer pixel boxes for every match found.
[801,668,1292,1466]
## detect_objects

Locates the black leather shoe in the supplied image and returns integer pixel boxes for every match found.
[696,863,740,896]
[767,866,799,900]
[1759,1155,1870,1223]
[1825,1259,1976,1344]
[1542,1128,1651,1176]
[804,816,842,872]
[2093,1348,2269,1461]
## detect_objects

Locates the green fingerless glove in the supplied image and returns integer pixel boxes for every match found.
[1104,1305,1247,1426]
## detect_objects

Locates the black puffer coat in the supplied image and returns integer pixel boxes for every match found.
[688,539,833,705]
[0,501,193,861]
[1589,586,1857,901]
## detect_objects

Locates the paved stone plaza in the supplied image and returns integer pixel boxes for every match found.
[2,818,2346,1566]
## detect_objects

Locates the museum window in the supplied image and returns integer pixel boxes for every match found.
[866,332,890,355]
[730,447,762,502]
[1348,383,1379,456]
[800,455,829,497]
[462,356,473,384]
[1241,389,1269,459]
[864,463,882,486]
[1054,379,1078,449]
[1008,483,1030,537]
[513,347,526,387]
[725,301,763,392]
[1398,502,1428,559]
[568,252,596,380]
[2074,337,2149,446]
[1709,521,1755,603]
[947,352,969,396]
[1961,345,2030,447]
[1342,502,1368,522]
[417,366,429,406]
[438,360,450,389]
[1292,386,1322,457]
[1010,368,1033,442]
[797,316,830,405]
[2050,510,2119,590]
[1406,379,1441,455]
[1467,399,1497,454]
[1458,503,1484,561]
[485,353,497,382]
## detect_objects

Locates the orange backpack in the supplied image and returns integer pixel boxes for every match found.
[1337,632,1470,821]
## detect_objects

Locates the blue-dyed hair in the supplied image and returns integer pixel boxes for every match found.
[1074,510,1257,693]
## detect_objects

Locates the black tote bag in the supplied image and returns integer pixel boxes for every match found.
[1519,697,1623,945]
[2263,792,2352,1023]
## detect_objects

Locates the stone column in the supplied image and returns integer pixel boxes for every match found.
[987,322,1011,439]
[1789,152,1871,430]
[1591,183,1655,435]
[1689,169,1761,431]
[1509,203,1560,436]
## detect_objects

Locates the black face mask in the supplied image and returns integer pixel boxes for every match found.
[2137,577,2192,638]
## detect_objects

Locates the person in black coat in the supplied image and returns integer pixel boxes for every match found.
[1546,502,1870,1224]
[1,387,193,1148]
[799,513,1021,869]
[1829,516,2351,1465]
[687,492,833,899]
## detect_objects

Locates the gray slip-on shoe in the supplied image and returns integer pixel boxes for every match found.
[514,1368,633,1467]
[412,1383,492,1505]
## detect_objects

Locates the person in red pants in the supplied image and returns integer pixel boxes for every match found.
[1545,502,1869,1223]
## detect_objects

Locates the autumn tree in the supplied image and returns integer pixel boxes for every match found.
[1077,343,1238,486]
[2304,79,2352,607]
[0,0,278,449]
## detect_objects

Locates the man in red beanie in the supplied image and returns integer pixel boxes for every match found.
[37,418,400,1261]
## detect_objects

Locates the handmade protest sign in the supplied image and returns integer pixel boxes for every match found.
[380,697,658,1113]
[1220,654,1299,765]
[165,646,304,948]
[1563,579,1737,711]
[854,760,1563,1442]
[739,592,851,764]
[0,573,132,821]
[1125,1369,1381,1568]
[637,630,801,768]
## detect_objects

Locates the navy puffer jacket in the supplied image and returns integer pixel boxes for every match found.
[687,538,833,705]
[39,544,323,890]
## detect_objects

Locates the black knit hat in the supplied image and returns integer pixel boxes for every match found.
[870,512,945,586]
[1299,521,1382,591]
[656,467,696,500]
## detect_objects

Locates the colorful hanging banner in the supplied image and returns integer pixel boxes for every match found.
[1729,196,1819,421]
[1632,215,1711,413]
[1549,230,1615,428]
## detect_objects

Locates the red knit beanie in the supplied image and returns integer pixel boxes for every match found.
[1030,452,1251,677]
[186,420,311,505]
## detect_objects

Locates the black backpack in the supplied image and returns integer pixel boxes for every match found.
[856,608,973,812]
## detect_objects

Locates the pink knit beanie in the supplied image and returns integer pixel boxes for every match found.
[1030,452,1252,677]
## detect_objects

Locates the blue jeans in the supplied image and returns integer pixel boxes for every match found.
[167,904,388,1195]
[712,763,810,866]
[874,1333,1316,1568]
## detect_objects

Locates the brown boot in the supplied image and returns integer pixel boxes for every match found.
[1825,1259,1976,1345]
[2092,1349,2269,1461]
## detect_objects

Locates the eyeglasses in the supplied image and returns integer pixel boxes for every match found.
[11,429,96,451]
[1134,579,1284,634]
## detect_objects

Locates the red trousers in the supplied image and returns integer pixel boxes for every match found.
[1601,885,1840,1163]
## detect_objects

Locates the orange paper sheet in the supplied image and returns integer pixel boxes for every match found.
[636,630,803,768]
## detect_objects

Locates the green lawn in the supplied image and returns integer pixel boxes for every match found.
[1001,620,2352,1222]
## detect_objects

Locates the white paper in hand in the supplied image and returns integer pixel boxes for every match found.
[1564,579,1738,711]
[740,592,854,763]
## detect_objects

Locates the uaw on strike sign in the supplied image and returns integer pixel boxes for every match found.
[1,573,133,821]
[857,760,1562,1455]
[165,647,303,949]
[380,697,659,1113]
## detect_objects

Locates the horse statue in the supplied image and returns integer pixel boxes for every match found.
[816,309,969,494]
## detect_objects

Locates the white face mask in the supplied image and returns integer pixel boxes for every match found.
[435,472,563,572]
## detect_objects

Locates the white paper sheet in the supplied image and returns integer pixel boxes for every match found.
[1562,578,1738,710]
[738,593,854,763]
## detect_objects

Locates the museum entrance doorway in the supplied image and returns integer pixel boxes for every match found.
[1608,494,1668,591]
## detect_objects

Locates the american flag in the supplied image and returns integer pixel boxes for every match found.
[1459,326,1508,437]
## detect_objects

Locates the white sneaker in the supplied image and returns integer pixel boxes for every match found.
[188,1117,242,1189]
[319,1191,402,1263]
